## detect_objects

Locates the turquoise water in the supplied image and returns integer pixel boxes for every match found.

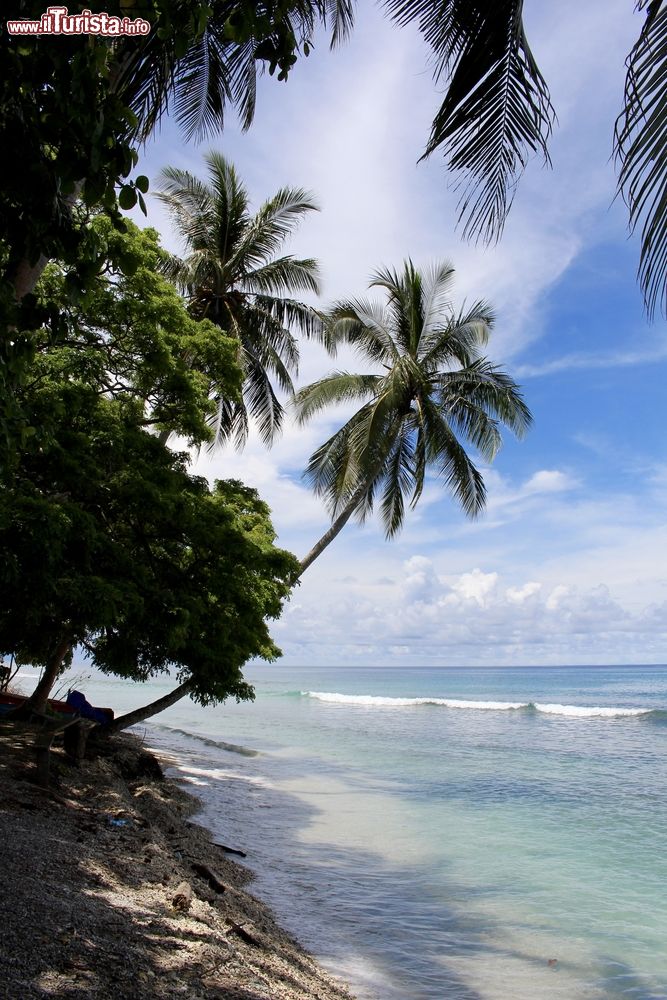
[69,665,667,999]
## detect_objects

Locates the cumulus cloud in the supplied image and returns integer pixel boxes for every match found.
[277,560,659,667]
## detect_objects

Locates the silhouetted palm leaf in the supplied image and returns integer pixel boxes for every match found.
[383,0,555,243]
[616,0,667,317]
[115,1,356,143]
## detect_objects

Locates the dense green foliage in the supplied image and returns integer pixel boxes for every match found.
[39,215,243,448]
[0,356,298,703]
[0,215,298,707]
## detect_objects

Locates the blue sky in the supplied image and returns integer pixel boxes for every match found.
[130,0,667,667]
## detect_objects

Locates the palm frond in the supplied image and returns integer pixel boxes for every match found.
[240,351,286,447]
[294,372,382,424]
[172,23,235,142]
[384,0,555,244]
[372,260,424,356]
[418,259,456,340]
[420,396,487,518]
[419,301,494,369]
[322,0,356,46]
[252,295,325,341]
[205,394,245,451]
[229,187,320,276]
[154,168,216,255]
[239,307,300,385]
[436,359,532,439]
[615,0,667,317]
[379,419,417,538]
[328,300,399,365]
[303,406,371,508]
[204,152,250,279]
[244,257,322,297]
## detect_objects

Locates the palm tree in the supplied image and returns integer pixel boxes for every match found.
[295,260,532,571]
[108,259,530,732]
[156,152,324,447]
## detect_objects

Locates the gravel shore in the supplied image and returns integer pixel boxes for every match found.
[0,727,357,1000]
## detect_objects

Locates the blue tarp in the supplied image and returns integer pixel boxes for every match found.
[66,690,113,725]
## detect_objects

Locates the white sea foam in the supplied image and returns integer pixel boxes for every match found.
[302,691,653,718]
[533,702,651,718]
[303,691,525,710]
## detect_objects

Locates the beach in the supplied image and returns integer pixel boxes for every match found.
[4,663,667,1000]
[0,728,356,1000]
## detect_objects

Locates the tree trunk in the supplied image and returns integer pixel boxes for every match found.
[20,637,72,715]
[10,184,84,303]
[107,679,194,734]
[299,481,369,573]
[11,254,50,303]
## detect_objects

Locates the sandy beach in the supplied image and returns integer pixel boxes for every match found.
[0,728,357,1000]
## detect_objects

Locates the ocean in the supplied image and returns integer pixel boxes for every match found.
[62,664,667,999]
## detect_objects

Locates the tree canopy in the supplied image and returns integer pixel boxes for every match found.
[0,354,299,706]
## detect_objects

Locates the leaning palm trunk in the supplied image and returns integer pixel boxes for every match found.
[106,679,194,734]
[299,480,373,573]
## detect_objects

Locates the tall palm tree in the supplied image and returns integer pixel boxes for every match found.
[295,260,532,571]
[109,259,531,732]
[156,152,324,447]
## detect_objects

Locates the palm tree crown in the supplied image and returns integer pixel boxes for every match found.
[295,260,531,569]
[157,151,323,447]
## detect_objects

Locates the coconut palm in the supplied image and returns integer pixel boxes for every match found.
[108,259,531,733]
[294,260,532,571]
[156,152,324,447]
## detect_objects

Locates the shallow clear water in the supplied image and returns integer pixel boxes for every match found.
[74,664,667,1000]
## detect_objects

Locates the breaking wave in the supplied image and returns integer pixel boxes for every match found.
[301,691,665,720]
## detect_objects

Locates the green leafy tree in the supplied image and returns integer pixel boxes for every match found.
[294,260,532,571]
[0,0,347,464]
[0,360,298,717]
[156,152,323,446]
[38,215,243,449]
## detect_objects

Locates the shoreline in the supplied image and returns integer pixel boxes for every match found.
[0,728,357,1000]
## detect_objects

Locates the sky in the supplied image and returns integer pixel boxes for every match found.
[130,0,667,668]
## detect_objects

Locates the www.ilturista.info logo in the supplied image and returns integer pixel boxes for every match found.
[7,6,151,35]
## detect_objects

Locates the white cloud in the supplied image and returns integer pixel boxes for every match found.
[516,340,667,378]
[451,569,499,607]
[523,470,574,495]
[506,582,542,605]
